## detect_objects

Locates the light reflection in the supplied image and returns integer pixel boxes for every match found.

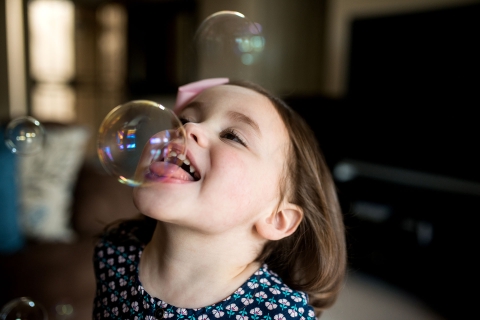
[105,146,113,161]
[28,0,76,122]
[150,149,161,162]
[235,35,265,65]
[250,22,262,34]
[251,36,265,51]
[241,53,254,65]
[31,83,76,122]
[117,128,137,150]
[28,0,75,83]
[55,303,74,316]
[15,131,36,142]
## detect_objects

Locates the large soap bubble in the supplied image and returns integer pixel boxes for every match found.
[0,297,48,320]
[4,116,45,155]
[194,10,265,79]
[97,100,187,187]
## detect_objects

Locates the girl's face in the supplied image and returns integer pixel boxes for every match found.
[133,85,290,234]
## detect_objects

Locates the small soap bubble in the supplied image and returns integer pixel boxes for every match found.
[55,303,73,317]
[4,116,45,155]
[0,297,48,320]
[97,100,187,187]
[194,11,265,78]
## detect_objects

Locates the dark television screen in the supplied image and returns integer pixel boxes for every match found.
[343,2,480,183]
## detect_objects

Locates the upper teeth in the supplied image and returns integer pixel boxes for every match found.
[166,151,196,176]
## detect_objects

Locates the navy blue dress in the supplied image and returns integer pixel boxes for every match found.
[92,223,317,320]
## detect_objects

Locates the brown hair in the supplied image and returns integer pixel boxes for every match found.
[228,80,347,316]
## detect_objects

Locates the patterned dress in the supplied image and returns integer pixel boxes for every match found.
[92,224,317,320]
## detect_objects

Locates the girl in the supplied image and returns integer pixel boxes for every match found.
[93,78,346,320]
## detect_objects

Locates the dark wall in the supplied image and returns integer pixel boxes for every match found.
[126,0,196,98]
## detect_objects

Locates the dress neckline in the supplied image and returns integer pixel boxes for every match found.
[134,245,265,316]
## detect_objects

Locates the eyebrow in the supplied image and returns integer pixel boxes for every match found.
[181,101,202,112]
[182,102,261,136]
[227,111,261,136]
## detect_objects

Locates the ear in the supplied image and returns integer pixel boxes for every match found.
[255,202,303,241]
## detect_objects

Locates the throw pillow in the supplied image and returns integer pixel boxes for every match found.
[17,124,90,242]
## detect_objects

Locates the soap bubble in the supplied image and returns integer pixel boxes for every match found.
[0,297,48,320]
[194,11,265,78]
[97,100,187,187]
[4,116,45,155]
[55,302,73,317]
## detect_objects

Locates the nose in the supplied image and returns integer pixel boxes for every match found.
[183,122,208,148]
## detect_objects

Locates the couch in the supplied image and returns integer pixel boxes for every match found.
[0,121,140,320]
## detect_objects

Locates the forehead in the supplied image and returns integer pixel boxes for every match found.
[191,84,279,120]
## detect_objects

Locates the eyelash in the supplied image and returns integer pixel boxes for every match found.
[179,117,247,147]
[179,117,191,125]
[220,128,247,146]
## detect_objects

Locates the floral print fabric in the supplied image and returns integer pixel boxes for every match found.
[93,231,317,320]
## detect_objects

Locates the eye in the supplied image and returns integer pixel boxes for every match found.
[178,117,192,125]
[220,128,247,146]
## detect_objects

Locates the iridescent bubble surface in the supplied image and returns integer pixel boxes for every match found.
[0,297,48,320]
[97,100,186,187]
[4,116,45,155]
[194,11,265,78]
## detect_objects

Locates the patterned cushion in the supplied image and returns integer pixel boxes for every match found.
[17,124,90,242]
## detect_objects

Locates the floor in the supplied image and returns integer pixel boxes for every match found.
[321,270,446,320]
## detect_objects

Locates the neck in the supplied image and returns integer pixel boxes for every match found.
[139,221,264,308]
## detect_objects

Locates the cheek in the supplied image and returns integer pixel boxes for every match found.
[210,152,280,213]
[212,153,251,199]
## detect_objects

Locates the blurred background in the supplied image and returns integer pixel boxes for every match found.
[1,0,479,319]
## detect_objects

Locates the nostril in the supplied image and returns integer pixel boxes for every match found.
[190,132,198,143]
[184,123,205,146]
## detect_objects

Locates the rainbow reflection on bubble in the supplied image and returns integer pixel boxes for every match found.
[97,100,186,187]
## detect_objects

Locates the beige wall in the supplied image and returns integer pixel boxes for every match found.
[196,0,476,98]
[1,0,31,122]
[0,1,9,121]
[196,0,326,97]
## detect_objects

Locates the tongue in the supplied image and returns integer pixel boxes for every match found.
[149,162,194,181]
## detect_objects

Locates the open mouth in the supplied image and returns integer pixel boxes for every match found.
[165,150,200,181]
[148,149,200,181]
